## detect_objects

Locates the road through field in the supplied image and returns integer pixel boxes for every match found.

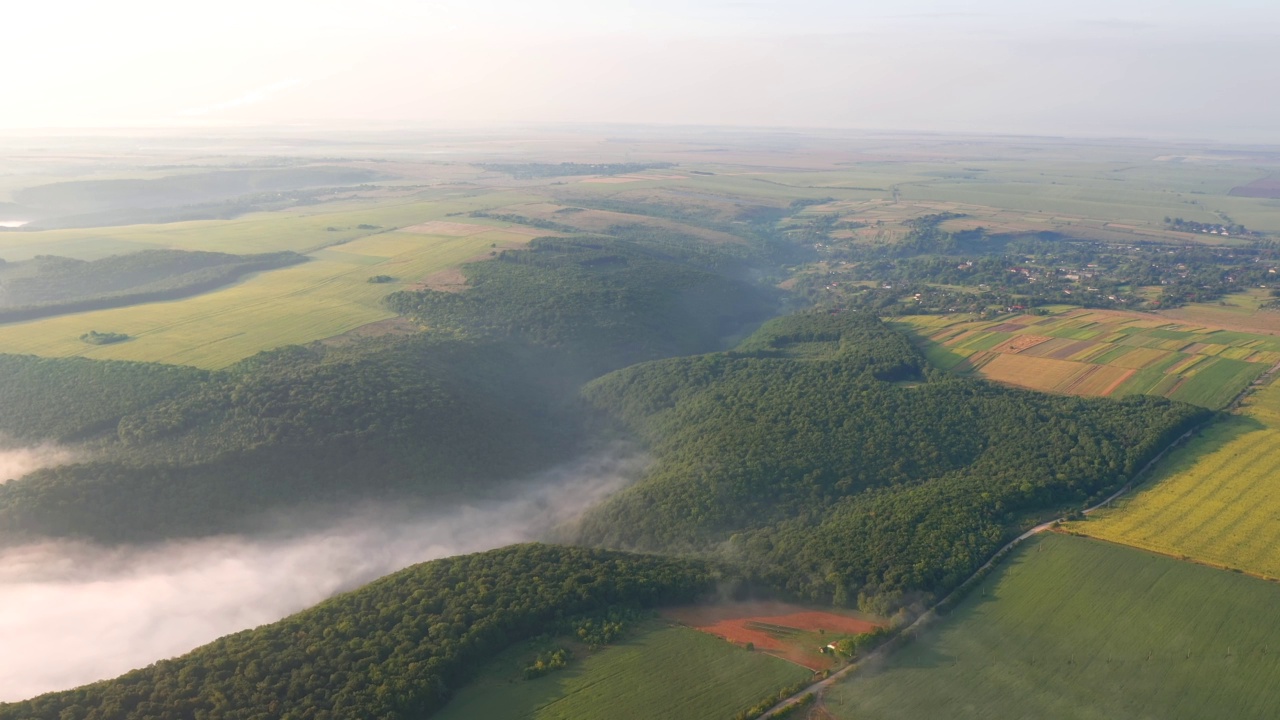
[758,360,1280,718]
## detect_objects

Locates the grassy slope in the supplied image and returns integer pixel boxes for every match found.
[828,533,1280,720]
[0,227,524,368]
[1074,379,1280,578]
[435,621,810,720]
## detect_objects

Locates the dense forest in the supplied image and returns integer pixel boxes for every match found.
[0,250,305,322]
[574,313,1208,608]
[0,233,780,544]
[0,335,586,543]
[386,235,779,377]
[0,545,712,720]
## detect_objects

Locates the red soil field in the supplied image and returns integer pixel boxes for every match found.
[662,602,883,670]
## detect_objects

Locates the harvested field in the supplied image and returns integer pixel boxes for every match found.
[400,220,491,236]
[991,335,1052,354]
[977,353,1086,391]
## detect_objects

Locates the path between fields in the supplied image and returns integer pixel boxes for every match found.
[758,364,1280,719]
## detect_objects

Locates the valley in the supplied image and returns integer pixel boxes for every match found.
[1,129,1280,719]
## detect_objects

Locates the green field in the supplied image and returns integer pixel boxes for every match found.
[435,621,811,720]
[0,186,563,368]
[828,533,1280,720]
[1073,378,1280,579]
[0,224,530,368]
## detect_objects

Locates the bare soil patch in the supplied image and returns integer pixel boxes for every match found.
[400,221,490,236]
[663,602,882,671]
[317,317,421,347]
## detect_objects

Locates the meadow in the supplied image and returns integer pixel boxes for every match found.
[0,222,534,368]
[433,621,811,720]
[0,191,554,368]
[1072,378,1280,579]
[894,308,1280,409]
[827,533,1280,720]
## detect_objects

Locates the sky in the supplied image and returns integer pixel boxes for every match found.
[4,0,1280,140]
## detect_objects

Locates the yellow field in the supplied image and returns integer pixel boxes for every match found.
[0,227,523,368]
[973,353,1084,390]
[1072,379,1280,579]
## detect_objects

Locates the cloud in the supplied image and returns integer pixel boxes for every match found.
[0,446,644,702]
[178,78,303,117]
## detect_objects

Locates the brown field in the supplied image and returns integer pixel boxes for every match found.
[415,266,468,292]
[1158,305,1280,337]
[400,220,491,236]
[1069,365,1135,395]
[1038,338,1095,360]
[977,353,1086,390]
[663,602,882,671]
[991,335,1052,354]
[1228,176,1280,199]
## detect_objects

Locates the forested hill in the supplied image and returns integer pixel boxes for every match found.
[0,233,781,544]
[575,313,1209,609]
[0,544,712,720]
[0,336,586,543]
[385,235,780,378]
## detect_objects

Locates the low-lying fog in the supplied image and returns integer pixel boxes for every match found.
[0,444,78,485]
[0,448,643,702]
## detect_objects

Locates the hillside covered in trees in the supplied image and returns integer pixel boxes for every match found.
[0,545,711,720]
[0,233,779,544]
[575,313,1209,609]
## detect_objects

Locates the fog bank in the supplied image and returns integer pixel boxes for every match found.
[0,448,643,702]
[0,443,76,483]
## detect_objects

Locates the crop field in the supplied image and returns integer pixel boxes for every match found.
[434,621,811,720]
[663,601,882,671]
[0,223,527,368]
[0,190,539,261]
[1157,290,1280,336]
[827,533,1280,720]
[1072,379,1280,579]
[894,308,1279,408]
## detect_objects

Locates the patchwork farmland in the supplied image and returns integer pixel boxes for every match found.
[895,308,1280,409]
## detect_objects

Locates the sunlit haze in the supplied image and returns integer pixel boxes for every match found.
[6,0,1279,140]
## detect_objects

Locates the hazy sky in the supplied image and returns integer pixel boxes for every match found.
[5,0,1279,140]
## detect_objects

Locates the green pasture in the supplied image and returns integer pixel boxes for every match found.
[435,621,811,720]
[828,533,1280,720]
[0,190,536,260]
[0,226,519,368]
